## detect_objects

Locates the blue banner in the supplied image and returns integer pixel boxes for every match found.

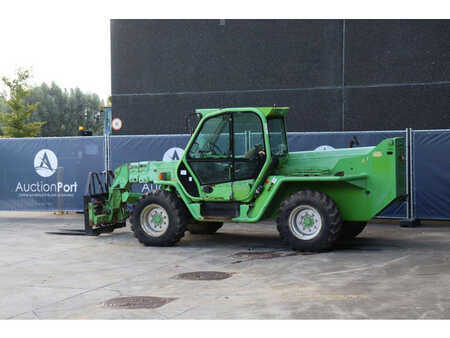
[288,131,405,151]
[3,129,448,222]
[110,135,190,193]
[412,130,450,220]
[0,136,104,211]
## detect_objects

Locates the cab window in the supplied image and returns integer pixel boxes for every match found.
[187,114,231,185]
[267,118,288,156]
[188,114,230,159]
[233,112,266,181]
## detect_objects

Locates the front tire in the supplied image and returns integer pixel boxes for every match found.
[277,190,342,252]
[187,222,223,234]
[131,190,187,246]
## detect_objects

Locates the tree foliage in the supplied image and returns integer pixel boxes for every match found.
[0,97,8,113]
[26,83,103,137]
[0,70,45,137]
[0,69,104,137]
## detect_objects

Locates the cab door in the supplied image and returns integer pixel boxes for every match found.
[231,111,267,201]
[184,113,233,201]
[182,111,268,203]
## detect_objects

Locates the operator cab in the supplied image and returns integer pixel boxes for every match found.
[177,107,288,215]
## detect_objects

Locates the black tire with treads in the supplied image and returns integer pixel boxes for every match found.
[277,190,342,252]
[131,190,187,246]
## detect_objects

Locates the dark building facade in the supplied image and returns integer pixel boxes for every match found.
[111,19,450,135]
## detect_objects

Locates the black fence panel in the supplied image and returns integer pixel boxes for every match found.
[0,137,104,211]
[412,130,450,220]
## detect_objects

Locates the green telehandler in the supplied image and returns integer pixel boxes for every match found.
[84,107,406,251]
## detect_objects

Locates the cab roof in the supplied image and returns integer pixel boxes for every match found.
[195,106,289,118]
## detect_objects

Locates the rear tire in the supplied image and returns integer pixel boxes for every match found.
[277,190,342,252]
[131,190,187,246]
[187,222,223,234]
[339,221,367,240]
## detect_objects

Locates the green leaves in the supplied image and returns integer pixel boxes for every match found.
[0,69,46,138]
[27,82,103,137]
[0,69,104,137]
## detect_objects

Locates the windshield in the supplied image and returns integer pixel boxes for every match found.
[188,114,230,159]
[267,118,288,156]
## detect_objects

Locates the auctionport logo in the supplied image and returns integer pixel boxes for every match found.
[162,147,184,161]
[314,145,335,151]
[34,149,58,177]
[15,149,78,196]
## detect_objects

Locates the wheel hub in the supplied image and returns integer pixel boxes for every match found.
[303,215,314,228]
[152,213,163,226]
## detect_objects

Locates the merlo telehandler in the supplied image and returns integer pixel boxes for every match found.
[84,107,406,251]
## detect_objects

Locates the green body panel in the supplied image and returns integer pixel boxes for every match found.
[87,107,406,228]
[202,182,233,201]
[241,137,405,222]
[232,179,255,201]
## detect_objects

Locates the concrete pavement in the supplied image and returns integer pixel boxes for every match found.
[0,211,449,319]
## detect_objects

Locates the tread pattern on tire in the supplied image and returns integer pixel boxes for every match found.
[130,190,187,246]
[276,190,342,252]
